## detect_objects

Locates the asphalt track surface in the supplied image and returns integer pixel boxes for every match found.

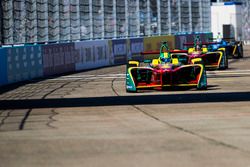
[1,46,250,167]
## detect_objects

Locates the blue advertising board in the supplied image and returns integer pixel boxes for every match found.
[74,40,110,71]
[128,38,144,61]
[6,45,43,84]
[0,48,8,86]
[110,39,127,65]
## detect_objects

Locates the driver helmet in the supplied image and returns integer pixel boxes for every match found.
[161,57,170,63]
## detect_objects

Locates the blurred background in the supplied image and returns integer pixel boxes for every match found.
[0,0,249,45]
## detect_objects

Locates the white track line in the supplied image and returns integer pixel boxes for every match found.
[207,69,250,73]
[48,69,250,81]
[61,74,126,78]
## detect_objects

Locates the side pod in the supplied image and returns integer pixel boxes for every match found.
[128,60,139,68]
[126,61,139,92]
[218,48,228,69]
[197,64,207,90]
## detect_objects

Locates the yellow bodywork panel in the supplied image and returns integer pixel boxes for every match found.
[188,48,195,54]
[202,47,208,53]
[172,58,179,65]
[191,58,202,64]
[233,45,237,54]
[218,48,226,52]
[151,59,160,67]
[128,61,139,67]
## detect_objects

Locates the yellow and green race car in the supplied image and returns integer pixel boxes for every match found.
[184,36,228,70]
[126,42,207,92]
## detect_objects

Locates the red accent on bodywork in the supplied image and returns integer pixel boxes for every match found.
[141,50,188,55]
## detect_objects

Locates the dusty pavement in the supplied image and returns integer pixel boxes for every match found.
[0,46,250,167]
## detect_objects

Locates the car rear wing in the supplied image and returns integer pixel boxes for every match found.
[183,42,221,46]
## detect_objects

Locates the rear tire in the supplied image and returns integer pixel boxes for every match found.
[197,86,207,90]
[239,43,243,58]
[225,52,229,69]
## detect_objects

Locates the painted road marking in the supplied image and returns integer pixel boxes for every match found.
[46,69,250,81]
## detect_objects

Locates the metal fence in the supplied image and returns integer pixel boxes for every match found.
[0,0,211,45]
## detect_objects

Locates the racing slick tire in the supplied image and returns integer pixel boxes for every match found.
[225,53,229,69]
[197,86,207,90]
[233,44,243,58]
[238,43,244,58]
[221,53,229,70]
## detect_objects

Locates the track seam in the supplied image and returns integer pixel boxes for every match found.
[19,109,32,130]
[0,110,12,129]
[111,78,250,155]
[42,81,73,99]
[46,109,58,129]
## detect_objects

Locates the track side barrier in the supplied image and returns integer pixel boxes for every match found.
[42,43,77,76]
[0,32,212,87]
[175,32,213,50]
[0,48,8,86]
[175,34,193,50]
[74,40,111,71]
[199,33,213,43]
[6,45,43,84]
[109,39,127,65]
[143,35,175,60]
[127,38,144,61]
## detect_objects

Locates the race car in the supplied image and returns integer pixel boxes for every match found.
[126,42,207,92]
[209,38,243,58]
[184,36,228,70]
